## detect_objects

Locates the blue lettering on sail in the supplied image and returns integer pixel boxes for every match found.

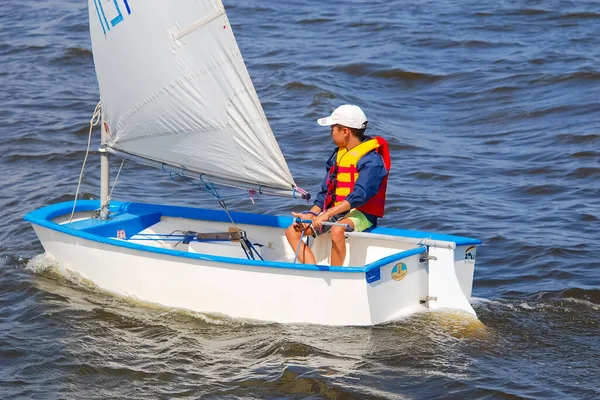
[93,0,105,34]
[94,0,110,34]
[122,0,131,15]
[94,0,132,34]
[110,0,124,27]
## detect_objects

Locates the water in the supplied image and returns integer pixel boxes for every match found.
[1,0,599,398]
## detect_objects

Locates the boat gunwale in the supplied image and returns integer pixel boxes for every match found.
[24,200,480,273]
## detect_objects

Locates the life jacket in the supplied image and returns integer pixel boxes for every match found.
[324,136,391,218]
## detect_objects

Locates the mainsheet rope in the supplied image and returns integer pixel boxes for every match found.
[193,172,238,228]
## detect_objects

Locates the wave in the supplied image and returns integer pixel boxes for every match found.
[408,171,453,181]
[502,166,557,177]
[440,39,514,49]
[1,44,48,56]
[532,288,600,305]
[555,133,600,144]
[226,366,361,399]
[475,289,600,313]
[547,12,600,21]
[297,18,332,24]
[65,23,89,33]
[227,4,273,13]
[348,21,384,30]
[567,167,600,179]
[581,213,598,222]
[571,151,600,158]
[65,47,93,58]
[4,149,94,164]
[388,142,420,151]
[533,70,600,84]
[488,85,521,94]
[331,63,442,84]
[514,9,552,16]
[476,8,552,17]
[517,184,565,196]
[254,339,326,359]
[372,68,443,82]
[283,81,320,91]
[50,47,93,66]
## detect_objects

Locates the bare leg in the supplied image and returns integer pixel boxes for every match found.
[285,225,316,264]
[329,218,355,266]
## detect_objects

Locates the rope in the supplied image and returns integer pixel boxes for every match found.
[199,174,220,198]
[165,169,253,202]
[293,228,307,264]
[415,236,434,249]
[109,158,125,199]
[219,199,237,228]
[69,101,102,223]
[293,185,310,202]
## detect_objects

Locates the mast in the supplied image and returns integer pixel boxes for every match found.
[99,117,110,219]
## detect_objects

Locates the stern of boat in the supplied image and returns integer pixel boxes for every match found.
[349,228,481,323]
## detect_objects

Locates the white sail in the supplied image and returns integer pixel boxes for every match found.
[88,0,296,192]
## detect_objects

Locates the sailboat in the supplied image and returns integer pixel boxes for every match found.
[24,0,481,326]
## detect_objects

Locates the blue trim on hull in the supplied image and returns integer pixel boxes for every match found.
[24,200,481,273]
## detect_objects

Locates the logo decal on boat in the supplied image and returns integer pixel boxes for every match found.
[117,229,126,239]
[391,263,407,281]
[465,246,476,260]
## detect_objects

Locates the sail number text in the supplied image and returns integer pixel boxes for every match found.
[93,0,131,35]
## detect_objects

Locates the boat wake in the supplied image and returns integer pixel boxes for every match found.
[25,253,275,328]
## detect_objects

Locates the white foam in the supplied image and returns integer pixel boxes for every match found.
[25,253,60,274]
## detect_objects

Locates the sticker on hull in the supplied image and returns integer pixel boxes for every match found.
[465,246,476,260]
[391,263,407,281]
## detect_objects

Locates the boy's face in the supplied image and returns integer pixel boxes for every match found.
[330,124,347,147]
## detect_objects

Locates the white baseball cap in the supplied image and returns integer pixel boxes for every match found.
[317,104,368,130]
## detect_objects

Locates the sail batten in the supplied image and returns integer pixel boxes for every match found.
[172,4,225,40]
[89,0,297,193]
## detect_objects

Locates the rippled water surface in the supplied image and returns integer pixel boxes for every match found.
[1,0,599,398]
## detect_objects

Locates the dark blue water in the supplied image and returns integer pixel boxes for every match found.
[1,0,599,398]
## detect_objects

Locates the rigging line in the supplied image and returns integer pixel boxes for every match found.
[108,158,125,201]
[69,101,102,223]
[293,228,307,264]
[193,172,237,228]
[199,174,220,198]
[219,199,238,228]
[166,169,249,200]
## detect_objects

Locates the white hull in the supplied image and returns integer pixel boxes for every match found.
[26,201,479,326]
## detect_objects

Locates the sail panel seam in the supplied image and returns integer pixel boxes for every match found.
[113,52,241,134]
[114,115,264,145]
